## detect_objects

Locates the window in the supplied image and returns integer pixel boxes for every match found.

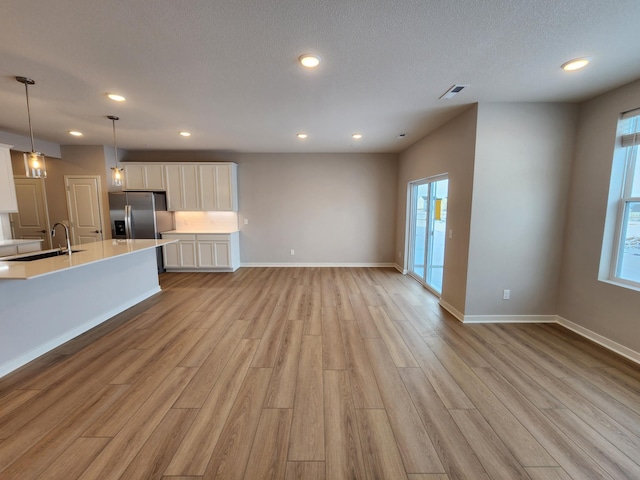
[612,109,640,285]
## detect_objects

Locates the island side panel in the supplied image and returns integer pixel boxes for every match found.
[0,248,160,377]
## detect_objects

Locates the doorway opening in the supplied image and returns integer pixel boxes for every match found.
[408,175,449,295]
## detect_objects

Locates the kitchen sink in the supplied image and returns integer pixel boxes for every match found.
[5,250,84,262]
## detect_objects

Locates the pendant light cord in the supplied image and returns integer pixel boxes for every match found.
[110,116,119,168]
[23,81,36,152]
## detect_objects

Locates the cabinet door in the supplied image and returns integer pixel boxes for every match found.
[17,242,42,253]
[164,165,183,210]
[0,145,18,213]
[165,164,199,211]
[197,241,216,267]
[179,241,197,268]
[123,164,146,190]
[213,241,231,267]
[215,164,237,211]
[181,164,199,210]
[0,245,17,257]
[198,164,217,211]
[163,242,180,268]
[198,163,237,211]
[144,165,165,190]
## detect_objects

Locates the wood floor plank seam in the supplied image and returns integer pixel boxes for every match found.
[0,268,638,480]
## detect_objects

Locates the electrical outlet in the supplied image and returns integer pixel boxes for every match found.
[290,249,295,255]
[448,229,453,239]
[502,289,510,300]
[243,218,249,225]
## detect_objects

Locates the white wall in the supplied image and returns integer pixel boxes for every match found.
[465,103,577,317]
[396,105,478,314]
[558,79,640,353]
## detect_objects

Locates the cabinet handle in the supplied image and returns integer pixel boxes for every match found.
[94,230,101,234]
[39,230,46,233]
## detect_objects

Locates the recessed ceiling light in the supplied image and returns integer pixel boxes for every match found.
[299,54,321,68]
[179,131,191,137]
[352,133,362,139]
[107,93,126,102]
[561,57,590,71]
[68,131,83,137]
[297,133,308,139]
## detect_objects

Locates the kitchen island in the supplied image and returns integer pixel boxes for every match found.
[0,239,176,377]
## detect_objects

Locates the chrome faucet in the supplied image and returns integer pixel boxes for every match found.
[51,222,72,255]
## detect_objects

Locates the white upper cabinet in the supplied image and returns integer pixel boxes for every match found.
[126,161,237,211]
[0,144,18,213]
[123,164,165,190]
[164,162,237,212]
[198,163,238,211]
[165,164,199,211]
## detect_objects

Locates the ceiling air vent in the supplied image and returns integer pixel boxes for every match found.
[439,84,468,99]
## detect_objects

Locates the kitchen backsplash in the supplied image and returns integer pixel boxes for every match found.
[174,211,238,231]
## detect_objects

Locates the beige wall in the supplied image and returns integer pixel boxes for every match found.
[11,146,112,243]
[465,103,577,316]
[234,153,398,264]
[124,151,399,265]
[395,105,478,314]
[558,79,640,353]
[395,103,577,319]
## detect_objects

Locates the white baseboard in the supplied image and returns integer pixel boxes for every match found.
[438,299,464,322]
[435,305,639,364]
[462,314,557,324]
[0,287,161,379]
[240,262,396,268]
[556,316,640,365]
[394,264,408,274]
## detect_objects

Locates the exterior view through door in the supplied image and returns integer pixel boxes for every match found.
[408,175,448,294]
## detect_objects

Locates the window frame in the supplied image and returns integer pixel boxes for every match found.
[609,112,640,287]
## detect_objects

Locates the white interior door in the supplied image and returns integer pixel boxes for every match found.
[10,177,52,249]
[65,176,104,245]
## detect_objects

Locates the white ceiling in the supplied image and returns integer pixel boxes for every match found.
[1,0,639,154]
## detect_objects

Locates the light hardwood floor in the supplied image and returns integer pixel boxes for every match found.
[1,267,639,479]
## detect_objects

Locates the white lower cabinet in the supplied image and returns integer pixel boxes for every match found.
[162,235,196,268]
[162,232,239,271]
[0,240,43,258]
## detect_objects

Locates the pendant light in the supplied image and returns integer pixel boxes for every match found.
[108,115,124,186]
[16,76,46,178]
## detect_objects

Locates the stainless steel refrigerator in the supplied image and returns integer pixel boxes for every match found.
[108,191,174,273]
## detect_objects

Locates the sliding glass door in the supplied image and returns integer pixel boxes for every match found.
[408,175,448,294]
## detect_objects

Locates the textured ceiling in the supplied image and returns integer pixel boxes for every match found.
[1,0,639,153]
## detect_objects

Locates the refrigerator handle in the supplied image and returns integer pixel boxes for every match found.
[125,204,132,239]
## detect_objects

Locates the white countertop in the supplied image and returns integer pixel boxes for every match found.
[162,229,239,234]
[0,239,176,280]
[0,239,44,247]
